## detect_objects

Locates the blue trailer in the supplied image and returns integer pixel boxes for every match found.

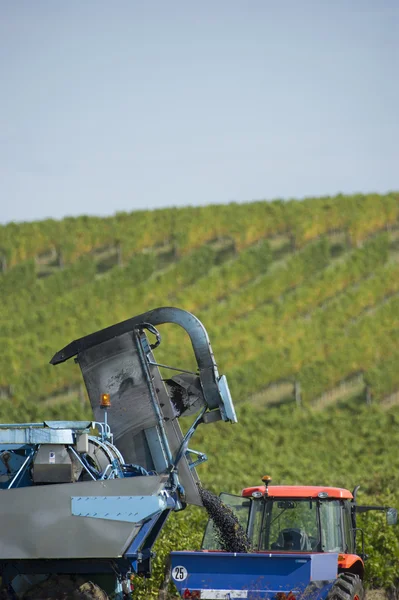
[171,550,339,600]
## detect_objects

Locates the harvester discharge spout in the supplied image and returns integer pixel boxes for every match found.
[51,306,237,505]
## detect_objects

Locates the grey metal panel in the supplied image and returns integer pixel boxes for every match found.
[144,427,169,473]
[0,476,168,559]
[33,444,73,484]
[217,375,237,423]
[71,494,168,522]
[76,433,89,453]
[0,428,74,445]
[77,331,202,505]
[0,423,44,428]
[77,332,161,472]
[43,421,93,430]
[147,359,202,506]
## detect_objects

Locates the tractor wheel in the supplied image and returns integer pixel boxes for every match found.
[327,573,364,600]
[21,575,109,600]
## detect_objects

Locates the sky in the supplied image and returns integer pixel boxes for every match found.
[0,1,398,225]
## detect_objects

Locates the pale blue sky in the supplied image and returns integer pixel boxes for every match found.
[0,1,398,224]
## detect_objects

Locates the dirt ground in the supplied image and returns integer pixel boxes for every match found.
[366,591,388,600]
[366,589,397,600]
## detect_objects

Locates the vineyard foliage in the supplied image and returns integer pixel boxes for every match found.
[1,193,399,414]
[1,192,399,593]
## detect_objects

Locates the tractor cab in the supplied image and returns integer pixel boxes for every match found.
[202,478,397,578]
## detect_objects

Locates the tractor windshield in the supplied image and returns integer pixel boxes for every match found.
[202,495,348,553]
[255,499,319,551]
[253,498,346,552]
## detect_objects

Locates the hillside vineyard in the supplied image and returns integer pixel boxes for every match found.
[1,193,399,595]
[1,193,399,419]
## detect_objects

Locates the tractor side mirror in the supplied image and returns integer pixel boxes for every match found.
[386,508,397,526]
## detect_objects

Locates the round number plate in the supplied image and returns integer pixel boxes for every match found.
[172,565,188,581]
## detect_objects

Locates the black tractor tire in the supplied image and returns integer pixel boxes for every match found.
[327,573,364,600]
[21,575,109,600]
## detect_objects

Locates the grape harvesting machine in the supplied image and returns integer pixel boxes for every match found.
[0,307,237,599]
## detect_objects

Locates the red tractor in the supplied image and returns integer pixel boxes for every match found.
[171,477,398,600]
